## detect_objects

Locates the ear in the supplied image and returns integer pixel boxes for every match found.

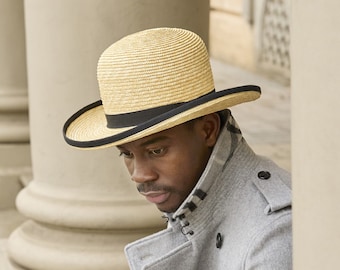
[199,113,221,147]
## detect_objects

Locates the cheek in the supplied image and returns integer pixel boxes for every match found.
[123,159,134,175]
[178,144,210,187]
[163,152,202,190]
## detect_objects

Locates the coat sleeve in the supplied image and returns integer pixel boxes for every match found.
[243,212,292,270]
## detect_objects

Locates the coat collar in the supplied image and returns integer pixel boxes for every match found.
[166,112,258,236]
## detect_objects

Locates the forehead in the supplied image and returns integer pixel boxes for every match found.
[117,122,193,149]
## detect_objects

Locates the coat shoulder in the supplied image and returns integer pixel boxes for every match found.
[250,155,291,215]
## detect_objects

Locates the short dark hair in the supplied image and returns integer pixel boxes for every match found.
[185,109,229,131]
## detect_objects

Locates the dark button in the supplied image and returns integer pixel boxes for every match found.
[258,171,271,180]
[216,233,223,249]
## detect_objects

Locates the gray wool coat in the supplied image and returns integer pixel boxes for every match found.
[125,116,292,270]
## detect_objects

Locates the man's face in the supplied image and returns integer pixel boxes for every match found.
[117,115,219,213]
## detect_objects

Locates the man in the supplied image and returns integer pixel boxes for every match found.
[64,28,291,269]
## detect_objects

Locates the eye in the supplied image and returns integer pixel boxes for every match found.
[119,151,134,159]
[149,148,166,156]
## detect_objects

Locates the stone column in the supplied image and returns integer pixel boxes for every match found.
[7,1,209,269]
[0,0,31,209]
[291,0,340,269]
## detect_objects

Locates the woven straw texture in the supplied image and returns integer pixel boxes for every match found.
[97,28,214,115]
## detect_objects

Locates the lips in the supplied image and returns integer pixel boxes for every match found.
[140,191,170,204]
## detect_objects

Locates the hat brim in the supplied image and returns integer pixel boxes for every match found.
[63,85,260,149]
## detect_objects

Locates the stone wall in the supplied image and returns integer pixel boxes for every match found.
[210,0,290,85]
[210,0,256,71]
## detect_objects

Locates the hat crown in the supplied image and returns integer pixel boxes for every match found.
[97,28,214,116]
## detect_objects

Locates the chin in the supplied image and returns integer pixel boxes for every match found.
[158,205,181,214]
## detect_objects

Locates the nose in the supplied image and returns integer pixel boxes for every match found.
[130,158,157,184]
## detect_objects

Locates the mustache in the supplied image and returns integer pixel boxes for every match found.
[137,182,173,193]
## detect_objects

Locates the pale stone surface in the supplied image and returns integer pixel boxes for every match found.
[0,1,31,267]
[0,6,31,260]
[0,177,23,210]
[210,10,256,71]
[8,220,155,270]
[0,144,31,171]
[0,240,8,270]
[0,211,26,270]
[0,243,25,270]
[211,0,243,14]
[0,0,27,89]
[0,145,31,209]
[210,0,291,85]
[0,210,26,239]
[291,0,340,269]
[253,0,291,84]
[0,0,29,143]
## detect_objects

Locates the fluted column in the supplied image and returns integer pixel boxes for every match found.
[7,1,209,269]
[0,0,31,207]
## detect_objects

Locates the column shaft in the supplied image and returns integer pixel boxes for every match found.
[0,0,31,209]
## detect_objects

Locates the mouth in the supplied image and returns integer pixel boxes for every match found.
[140,191,171,205]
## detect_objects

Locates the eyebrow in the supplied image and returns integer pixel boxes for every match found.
[140,135,169,147]
[116,135,170,151]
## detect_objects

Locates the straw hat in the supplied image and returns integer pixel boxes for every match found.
[63,28,261,149]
